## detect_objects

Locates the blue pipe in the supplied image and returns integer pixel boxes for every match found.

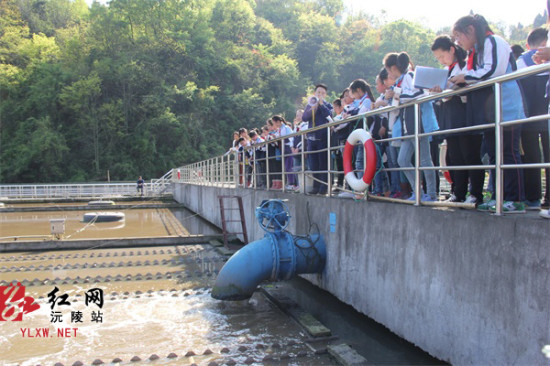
[211,231,326,301]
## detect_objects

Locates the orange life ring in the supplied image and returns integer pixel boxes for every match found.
[343,129,377,192]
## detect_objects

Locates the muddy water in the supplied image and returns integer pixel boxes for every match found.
[0,245,336,365]
[0,208,189,240]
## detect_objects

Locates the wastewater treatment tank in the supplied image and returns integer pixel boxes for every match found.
[83,212,125,223]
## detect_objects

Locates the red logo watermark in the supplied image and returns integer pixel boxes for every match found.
[0,283,40,321]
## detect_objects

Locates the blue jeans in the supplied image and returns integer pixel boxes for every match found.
[397,137,436,199]
[373,143,389,194]
[386,145,401,193]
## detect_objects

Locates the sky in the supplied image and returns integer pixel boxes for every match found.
[344,0,546,30]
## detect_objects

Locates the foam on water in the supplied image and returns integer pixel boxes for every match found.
[2,286,307,365]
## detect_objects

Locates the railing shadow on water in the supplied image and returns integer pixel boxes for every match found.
[181,63,550,216]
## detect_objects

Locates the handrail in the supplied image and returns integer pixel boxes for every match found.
[0,183,147,200]
[177,62,550,215]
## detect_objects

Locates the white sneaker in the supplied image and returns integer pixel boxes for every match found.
[446,194,460,202]
[540,209,550,219]
[492,201,526,214]
[465,196,479,205]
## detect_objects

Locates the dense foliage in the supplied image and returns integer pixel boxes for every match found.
[0,0,543,182]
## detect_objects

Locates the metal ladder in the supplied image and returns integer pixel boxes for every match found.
[218,195,248,247]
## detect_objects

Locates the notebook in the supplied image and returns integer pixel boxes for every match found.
[413,66,449,90]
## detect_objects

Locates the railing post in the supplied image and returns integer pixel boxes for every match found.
[327,125,332,196]
[266,142,271,191]
[253,147,257,189]
[241,149,245,187]
[301,134,305,193]
[494,82,503,215]
[282,137,286,192]
[221,154,229,188]
[218,156,222,186]
[414,103,421,206]
[211,159,214,185]
[233,154,238,187]
[207,159,214,186]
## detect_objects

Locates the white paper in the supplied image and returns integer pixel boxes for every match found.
[413,66,449,90]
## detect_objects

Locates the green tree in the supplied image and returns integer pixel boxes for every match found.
[2,116,68,182]
[59,72,102,176]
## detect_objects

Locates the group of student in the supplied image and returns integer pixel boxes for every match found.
[229,14,550,217]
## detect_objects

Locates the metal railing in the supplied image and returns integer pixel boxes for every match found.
[150,169,174,195]
[0,183,143,199]
[0,179,177,200]
[175,153,239,188]
[177,62,550,215]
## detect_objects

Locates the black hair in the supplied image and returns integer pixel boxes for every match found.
[271,115,286,123]
[527,27,548,48]
[237,137,245,144]
[378,67,389,82]
[453,14,493,64]
[339,88,350,99]
[315,83,328,92]
[261,125,270,132]
[249,130,258,138]
[431,35,468,69]
[349,79,375,102]
[332,99,342,107]
[511,44,524,60]
[383,52,414,74]
[238,127,248,134]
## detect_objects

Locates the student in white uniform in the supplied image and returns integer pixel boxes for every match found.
[516,27,549,210]
[430,35,484,205]
[384,52,438,202]
[451,14,526,213]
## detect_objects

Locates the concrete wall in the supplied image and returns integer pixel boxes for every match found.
[175,183,550,365]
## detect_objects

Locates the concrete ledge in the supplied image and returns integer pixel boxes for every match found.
[327,344,370,366]
[213,245,237,256]
[262,285,331,338]
[0,235,224,252]
[209,239,223,247]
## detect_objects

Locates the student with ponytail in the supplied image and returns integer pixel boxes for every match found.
[430,35,484,205]
[451,14,526,213]
[348,78,375,183]
[384,52,438,202]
